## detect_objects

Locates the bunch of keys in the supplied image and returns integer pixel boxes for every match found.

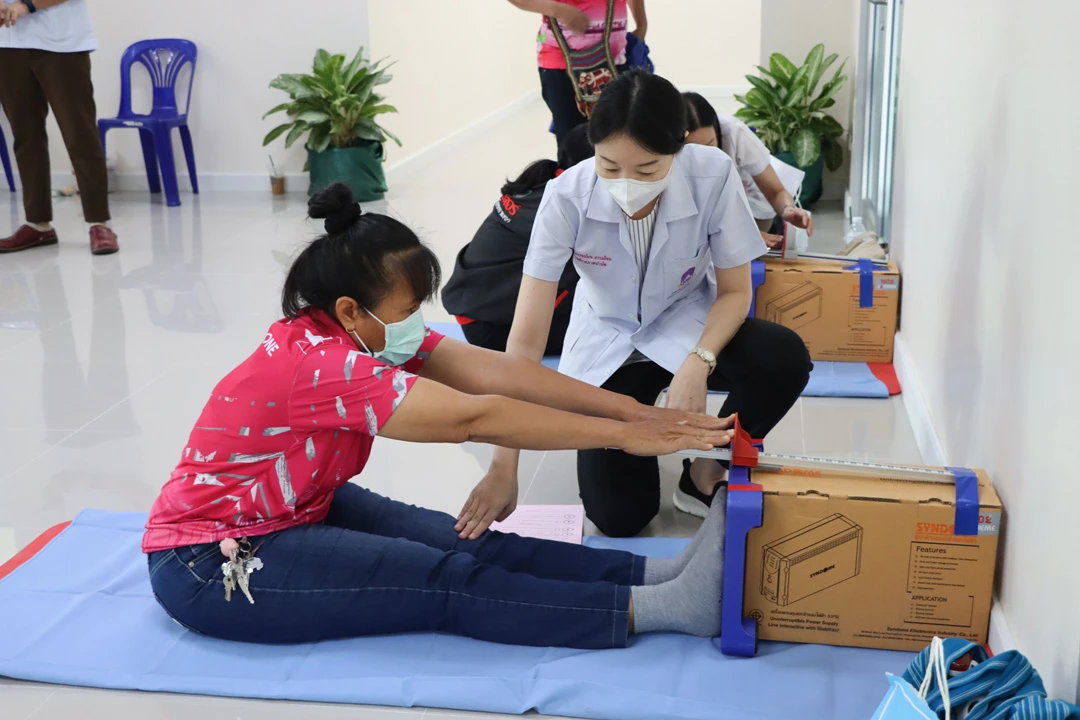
[220,537,263,604]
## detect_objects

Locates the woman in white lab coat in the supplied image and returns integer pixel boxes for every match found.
[460,70,811,538]
[683,91,813,246]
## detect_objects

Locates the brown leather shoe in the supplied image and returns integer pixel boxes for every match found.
[89,225,119,255]
[0,224,59,253]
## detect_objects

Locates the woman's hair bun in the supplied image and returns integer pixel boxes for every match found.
[308,182,355,220]
[309,183,362,235]
[283,186,441,320]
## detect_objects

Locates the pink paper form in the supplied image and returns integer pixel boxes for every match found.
[491,505,584,544]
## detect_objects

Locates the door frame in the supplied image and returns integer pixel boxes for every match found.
[849,0,904,246]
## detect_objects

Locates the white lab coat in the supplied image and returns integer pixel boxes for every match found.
[524,143,766,387]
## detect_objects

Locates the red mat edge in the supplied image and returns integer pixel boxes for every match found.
[0,521,72,581]
[868,363,902,395]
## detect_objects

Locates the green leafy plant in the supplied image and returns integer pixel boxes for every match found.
[734,44,848,171]
[262,47,400,154]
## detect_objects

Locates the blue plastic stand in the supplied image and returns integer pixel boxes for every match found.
[748,259,766,317]
[714,464,764,658]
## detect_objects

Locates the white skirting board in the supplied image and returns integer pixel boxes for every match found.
[894,331,1015,655]
[9,84,756,196]
[17,170,309,195]
[892,332,947,466]
[384,89,541,183]
[9,90,545,196]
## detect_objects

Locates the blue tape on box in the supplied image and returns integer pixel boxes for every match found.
[844,257,876,308]
[749,259,766,318]
[945,466,980,536]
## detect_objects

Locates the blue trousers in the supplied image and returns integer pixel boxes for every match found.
[148,483,645,649]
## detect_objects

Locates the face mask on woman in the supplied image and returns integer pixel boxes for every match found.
[351,308,426,366]
[597,170,672,216]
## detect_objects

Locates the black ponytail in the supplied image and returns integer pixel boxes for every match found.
[500,124,596,196]
[589,69,687,155]
[683,91,723,146]
[281,183,441,318]
[501,159,560,197]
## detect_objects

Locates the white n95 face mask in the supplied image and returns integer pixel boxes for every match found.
[597,170,672,216]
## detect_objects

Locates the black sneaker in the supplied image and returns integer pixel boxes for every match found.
[673,458,722,518]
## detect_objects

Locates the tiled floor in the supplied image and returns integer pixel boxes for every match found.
[0,96,918,719]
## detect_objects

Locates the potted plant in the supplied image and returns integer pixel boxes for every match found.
[263,47,400,201]
[734,44,848,205]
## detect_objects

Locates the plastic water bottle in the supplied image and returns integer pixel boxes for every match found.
[793,224,809,253]
[845,216,867,244]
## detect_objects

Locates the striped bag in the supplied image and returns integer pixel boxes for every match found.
[545,0,619,117]
[902,638,1080,720]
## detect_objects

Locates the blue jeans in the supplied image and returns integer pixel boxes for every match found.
[148,483,645,649]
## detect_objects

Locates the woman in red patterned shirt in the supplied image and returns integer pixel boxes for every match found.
[145,183,734,649]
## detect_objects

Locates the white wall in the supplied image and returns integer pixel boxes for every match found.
[368,0,762,169]
[760,0,857,131]
[891,1,1080,702]
[644,1,760,88]
[3,1,763,185]
[759,0,858,188]
[17,0,371,185]
[366,0,539,168]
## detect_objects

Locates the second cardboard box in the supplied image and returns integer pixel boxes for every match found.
[754,258,900,362]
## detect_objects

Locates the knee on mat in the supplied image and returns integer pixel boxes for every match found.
[763,324,813,390]
[587,507,655,538]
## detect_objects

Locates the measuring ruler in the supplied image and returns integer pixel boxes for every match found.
[765,249,891,266]
[678,447,956,484]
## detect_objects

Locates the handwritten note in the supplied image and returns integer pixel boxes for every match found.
[491,505,584,544]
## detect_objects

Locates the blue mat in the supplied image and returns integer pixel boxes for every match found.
[0,510,913,719]
[802,360,893,398]
[429,322,895,397]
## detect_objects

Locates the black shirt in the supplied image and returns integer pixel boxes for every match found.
[442,182,578,325]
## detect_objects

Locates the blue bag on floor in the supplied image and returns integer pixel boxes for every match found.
[902,638,1080,720]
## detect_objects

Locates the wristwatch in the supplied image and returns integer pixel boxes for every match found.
[690,347,717,374]
[23,0,37,13]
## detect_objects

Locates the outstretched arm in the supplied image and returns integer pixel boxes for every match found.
[419,335,640,422]
[379,376,726,454]
[380,375,732,539]
[429,275,732,539]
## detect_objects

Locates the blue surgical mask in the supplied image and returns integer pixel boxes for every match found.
[351,308,426,366]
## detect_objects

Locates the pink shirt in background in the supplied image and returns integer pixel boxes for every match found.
[537,0,628,70]
[142,309,444,553]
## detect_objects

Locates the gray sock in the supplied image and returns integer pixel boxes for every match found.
[642,485,727,585]
[631,490,726,637]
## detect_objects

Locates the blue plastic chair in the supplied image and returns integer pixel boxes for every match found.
[0,107,15,192]
[98,39,198,207]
